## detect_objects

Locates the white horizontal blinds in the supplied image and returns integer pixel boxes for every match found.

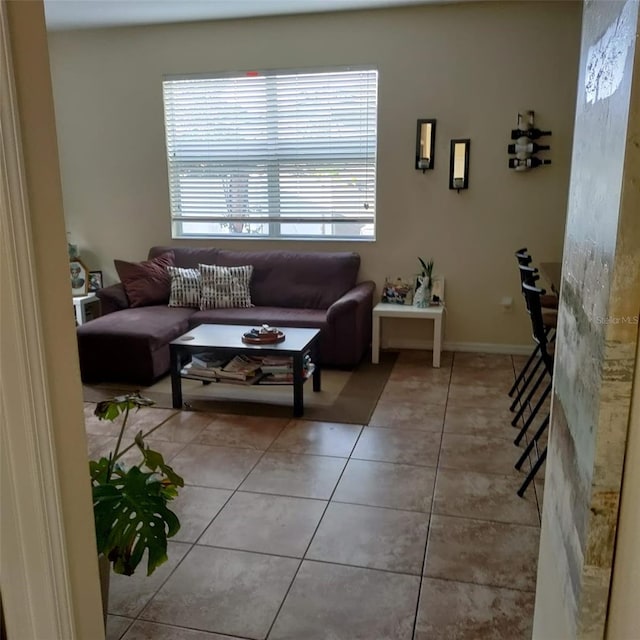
[163,68,378,238]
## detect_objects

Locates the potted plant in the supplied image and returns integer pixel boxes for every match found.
[89,394,184,619]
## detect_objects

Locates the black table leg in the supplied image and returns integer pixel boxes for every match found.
[311,343,321,392]
[292,352,304,417]
[170,346,183,409]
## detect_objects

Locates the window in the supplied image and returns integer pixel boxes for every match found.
[162,67,378,240]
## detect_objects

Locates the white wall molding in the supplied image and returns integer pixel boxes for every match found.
[382,338,532,356]
[0,1,76,637]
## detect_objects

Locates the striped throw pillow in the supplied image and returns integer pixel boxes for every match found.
[199,264,253,310]
[167,266,201,308]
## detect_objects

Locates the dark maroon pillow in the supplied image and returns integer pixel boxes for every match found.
[114,251,175,308]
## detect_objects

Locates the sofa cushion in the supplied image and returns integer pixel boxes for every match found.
[190,306,327,330]
[215,250,360,309]
[114,251,175,308]
[76,306,196,384]
[168,266,201,308]
[149,246,220,269]
[199,264,253,310]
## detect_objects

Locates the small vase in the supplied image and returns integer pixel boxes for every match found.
[414,276,431,308]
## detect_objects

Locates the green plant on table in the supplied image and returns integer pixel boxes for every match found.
[418,257,434,285]
[90,393,184,577]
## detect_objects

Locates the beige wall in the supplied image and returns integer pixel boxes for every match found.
[47,1,581,348]
[4,1,104,637]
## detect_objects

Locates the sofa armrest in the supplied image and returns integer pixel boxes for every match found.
[96,283,130,315]
[327,281,376,322]
[324,281,375,367]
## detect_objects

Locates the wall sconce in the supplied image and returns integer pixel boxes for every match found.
[415,119,436,172]
[449,139,470,191]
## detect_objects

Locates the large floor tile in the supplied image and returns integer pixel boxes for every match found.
[122,619,238,639]
[438,433,527,476]
[87,434,119,459]
[116,437,188,467]
[239,452,346,499]
[369,401,445,432]
[193,414,287,450]
[415,578,534,640]
[84,411,131,438]
[145,410,216,443]
[170,443,262,490]
[106,615,133,640]
[424,515,539,591]
[388,367,452,386]
[383,374,451,392]
[378,382,448,407]
[447,383,509,408]
[125,407,179,434]
[352,427,441,467]
[141,546,299,639]
[200,491,326,557]
[269,560,419,640]
[433,469,539,526]
[306,502,428,574]
[444,405,515,440]
[450,367,516,388]
[171,486,232,543]
[396,349,453,368]
[333,459,435,512]
[108,541,191,618]
[452,352,514,371]
[268,420,362,457]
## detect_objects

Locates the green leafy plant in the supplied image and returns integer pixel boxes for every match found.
[90,393,184,577]
[418,257,434,282]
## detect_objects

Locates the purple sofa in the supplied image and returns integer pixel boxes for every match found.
[76,247,375,385]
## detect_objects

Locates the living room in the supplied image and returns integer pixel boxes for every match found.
[48,0,579,351]
[5,1,640,639]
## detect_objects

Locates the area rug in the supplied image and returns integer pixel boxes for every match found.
[82,351,397,425]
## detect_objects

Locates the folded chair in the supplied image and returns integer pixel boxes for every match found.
[515,281,555,497]
[509,254,557,413]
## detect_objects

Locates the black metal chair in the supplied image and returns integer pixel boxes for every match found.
[514,281,554,497]
[509,251,558,415]
[510,264,556,421]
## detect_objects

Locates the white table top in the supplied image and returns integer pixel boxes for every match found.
[373,301,444,317]
[72,293,98,303]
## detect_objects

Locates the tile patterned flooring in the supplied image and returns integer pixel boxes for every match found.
[85,350,544,640]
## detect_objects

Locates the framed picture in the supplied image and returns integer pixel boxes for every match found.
[70,258,89,297]
[381,277,413,305]
[88,270,103,293]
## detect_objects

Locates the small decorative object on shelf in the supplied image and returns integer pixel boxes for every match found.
[88,270,103,293]
[508,110,551,171]
[242,324,286,344]
[70,257,89,297]
[414,257,434,308]
[381,277,413,305]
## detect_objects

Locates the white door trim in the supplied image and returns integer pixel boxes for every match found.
[0,1,76,636]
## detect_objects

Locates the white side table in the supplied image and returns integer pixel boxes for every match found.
[372,302,446,368]
[73,293,99,325]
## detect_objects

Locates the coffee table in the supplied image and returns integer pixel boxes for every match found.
[169,324,322,417]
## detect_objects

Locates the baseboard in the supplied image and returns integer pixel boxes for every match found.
[382,338,532,356]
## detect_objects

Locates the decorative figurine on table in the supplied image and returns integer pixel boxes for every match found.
[414,257,434,308]
[242,324,285,344]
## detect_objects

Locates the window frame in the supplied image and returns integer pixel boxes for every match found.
[162,65,379,241]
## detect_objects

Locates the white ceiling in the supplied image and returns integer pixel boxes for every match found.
[43,0,456,31]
